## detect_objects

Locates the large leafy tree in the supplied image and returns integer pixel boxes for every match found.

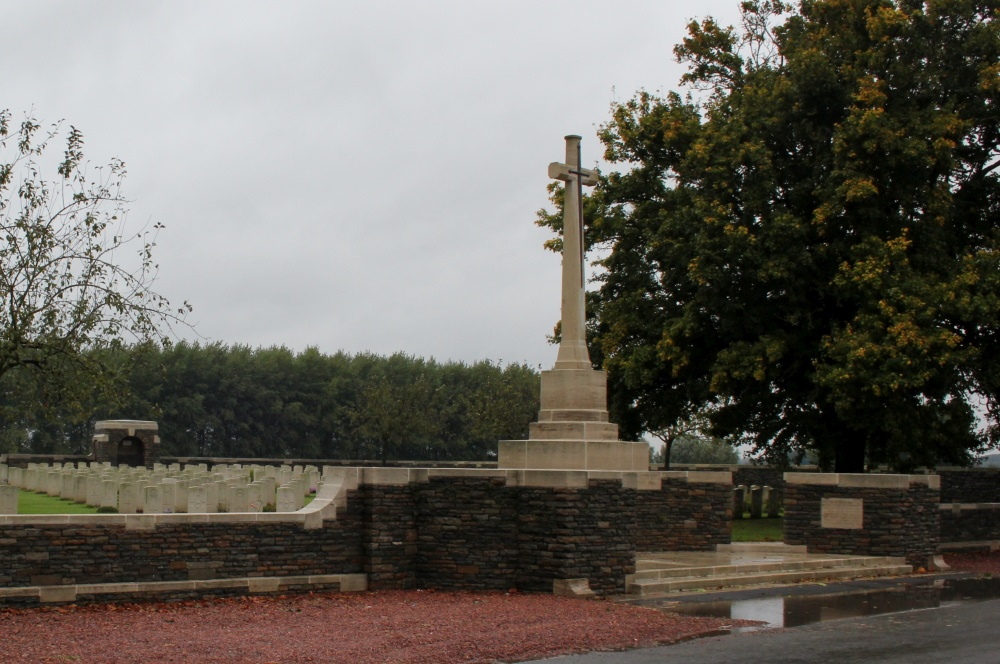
[541,0,1000,471]
[0,110,191,423]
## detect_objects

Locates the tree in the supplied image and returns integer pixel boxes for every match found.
[540,1,1000,472]
[0,110,190,419]
[670,435,740,465]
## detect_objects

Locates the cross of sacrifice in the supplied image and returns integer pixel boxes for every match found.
[548,135,599,370]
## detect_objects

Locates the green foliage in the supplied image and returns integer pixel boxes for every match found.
[0,343,540,462]
[732,517,783,542]
[670,435,740,465]
[540,0,1000,472]
[0,110,191,432]
[96,505,119,513]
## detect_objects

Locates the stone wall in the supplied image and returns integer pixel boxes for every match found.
[632,472,732,551]
[939,504,1000,545]
[0,467,734,606]
[937,468,1000,503]
[783,473,939,568]
[358,469,730,597]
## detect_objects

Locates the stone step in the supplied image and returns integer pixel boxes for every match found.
[628,561,913,596]
[635,555,897,581]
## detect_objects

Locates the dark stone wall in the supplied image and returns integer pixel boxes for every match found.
[632,479,732,551]
[0,515,364,589]
[938,468,1000,503]
[361,484,417,590]
[367,477,660,596]
[414,476,518,591]
[939,505,1000,543]
[0,472,734,604]
[784,481,939,567]
[513,480,635,596]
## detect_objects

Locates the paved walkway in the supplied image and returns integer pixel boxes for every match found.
[533,597,1000,663]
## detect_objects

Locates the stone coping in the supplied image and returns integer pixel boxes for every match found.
[0,573,368,604]
[93,420,159,430]
[356,466,732,488]
[784,472,940,489]
[0,474,354,530]
[941,502,1000,511]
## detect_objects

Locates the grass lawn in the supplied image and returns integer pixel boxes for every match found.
[18,490,99,515]
[731,516,783,542]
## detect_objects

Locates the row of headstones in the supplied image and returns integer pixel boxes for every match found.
[733,484,782,519]
[0,461,322,515]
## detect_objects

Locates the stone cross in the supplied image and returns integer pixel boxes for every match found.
[549,135,599,370]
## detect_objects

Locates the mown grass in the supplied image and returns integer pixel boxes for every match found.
[14,489,318,514]
[18,490,99,515]
[731,516,783,542]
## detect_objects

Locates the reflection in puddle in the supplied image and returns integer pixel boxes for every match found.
[649,577,1000,630]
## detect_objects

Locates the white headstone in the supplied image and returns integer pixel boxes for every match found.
[144,485,163,514]
[101,479,118,508]
[276,486,297,513]
[161,479,178,513]
[228,485,248,513]
[204,482,220,513]
[118,482,138,513]
[188,485,208,513]
[0,485,17,514]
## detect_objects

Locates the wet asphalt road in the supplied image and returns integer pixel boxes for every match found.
[534,593,1000,663]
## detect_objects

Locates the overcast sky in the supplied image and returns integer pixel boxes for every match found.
[3,0,744,369]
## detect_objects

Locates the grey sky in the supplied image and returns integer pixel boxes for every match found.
[3,0,743,368]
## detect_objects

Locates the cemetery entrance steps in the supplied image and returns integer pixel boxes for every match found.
[625,543,912,597]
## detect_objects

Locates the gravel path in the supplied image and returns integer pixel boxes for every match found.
[4,552,995,663]
[0,590,755,663]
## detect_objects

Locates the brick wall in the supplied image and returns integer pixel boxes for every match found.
[783,473,939,568]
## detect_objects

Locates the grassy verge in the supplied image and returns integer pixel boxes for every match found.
[731,516,783,542]
[18,490,99,515]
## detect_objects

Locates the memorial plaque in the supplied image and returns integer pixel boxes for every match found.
[821,497,863,529]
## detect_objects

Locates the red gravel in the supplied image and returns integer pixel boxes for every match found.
[0,590,756,663]
[944,550,1000,575]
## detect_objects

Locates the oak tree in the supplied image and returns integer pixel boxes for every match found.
[541,1,1000,471]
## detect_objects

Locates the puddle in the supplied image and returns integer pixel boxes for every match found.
[642,577,1000,631]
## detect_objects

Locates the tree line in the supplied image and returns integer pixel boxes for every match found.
[0,343,541,462]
